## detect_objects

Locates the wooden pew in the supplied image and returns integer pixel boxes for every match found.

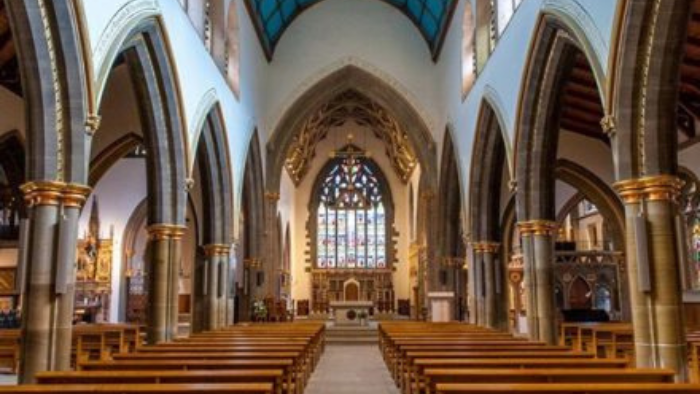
[423,368,674,394]
[79,357,296,394]
[0,383,274,393]
[433,383,700,393]
[36,370,285,394]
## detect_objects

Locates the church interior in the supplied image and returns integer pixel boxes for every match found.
[2,0,700,392]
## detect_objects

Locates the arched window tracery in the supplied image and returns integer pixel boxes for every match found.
[315,149,389,270]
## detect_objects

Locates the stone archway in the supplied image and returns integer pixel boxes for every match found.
[469,99,510,329]
[238,130,265,322]
[191,106,234,332]
[608,0,691,376]
[437,129,468,321]
[266,65,437,194]
[514,12,610,344]
[90,19,188,346]
[5,1,90,382]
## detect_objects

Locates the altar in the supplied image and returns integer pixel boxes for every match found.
[330,301,373,326]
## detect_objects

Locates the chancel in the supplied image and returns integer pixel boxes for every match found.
[2,0,700,393]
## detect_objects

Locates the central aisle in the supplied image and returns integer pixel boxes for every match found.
[305,344,399,394]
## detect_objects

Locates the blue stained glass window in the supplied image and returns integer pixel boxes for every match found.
[246,0,456,59]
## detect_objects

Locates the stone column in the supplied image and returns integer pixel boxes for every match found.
[146,224,185,343]
[615,176,687,380]
[467,247,478,325]
[19,182,90,383]
[264,192,280,301]
[202,245,220,330]
[217,248,231,328]
[518,220,557,344]
[473,242,501,328]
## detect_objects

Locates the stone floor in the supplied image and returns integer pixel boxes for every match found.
[305,344,399,394]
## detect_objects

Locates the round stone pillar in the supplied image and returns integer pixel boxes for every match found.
[146,224,185,343]
[18,181,90,383]
[518,220,557,344]
[615,176,688,380]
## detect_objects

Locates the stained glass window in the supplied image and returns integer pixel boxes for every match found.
[316,154,387,270]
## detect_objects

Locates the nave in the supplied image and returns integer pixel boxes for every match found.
[4,0,700,392]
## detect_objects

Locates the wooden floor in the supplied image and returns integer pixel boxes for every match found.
[306,344,398,394]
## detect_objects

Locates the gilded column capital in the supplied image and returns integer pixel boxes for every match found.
[147,224,187,240]
[420,190,436,200]
[62,183,92,208]
[20,181,91,208]
[471,241,501,253]
[264,192,280,201]
[244,258,262,269]
[614,175,684,204]
[517,220,557,237]
[203,243,231,257]
[85,113,102,136]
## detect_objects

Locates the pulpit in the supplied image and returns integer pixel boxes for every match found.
[428,291,454,322]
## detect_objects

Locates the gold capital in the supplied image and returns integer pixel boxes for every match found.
[471,241,501,253]
[203,243,231,257]
[20,181,91,208]
[614,175,684,204]
[265,192,280,201]
[147,224,187,240]
[517,220,557,236]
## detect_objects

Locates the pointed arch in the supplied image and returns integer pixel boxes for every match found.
[6,0,89,183]
[609,0,690,177]
[470,99,509,242]
[266,64,436,194]
[514,13,607,221]
[96,19,188,226]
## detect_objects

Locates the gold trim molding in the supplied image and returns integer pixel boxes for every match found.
[471,242,501,253]
[517,220,558,236]
[264,192,280,201]
[614,175,684,204]
[147,224,187,240]
[203,244,231,257]
[20,181,91,208]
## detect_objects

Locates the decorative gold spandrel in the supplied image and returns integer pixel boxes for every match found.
[517,220,557,237]
[284,91,418,185]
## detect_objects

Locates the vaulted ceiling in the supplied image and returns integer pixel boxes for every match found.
[244,0,457,60]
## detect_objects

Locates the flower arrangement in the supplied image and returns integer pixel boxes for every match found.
[253,300,268,321]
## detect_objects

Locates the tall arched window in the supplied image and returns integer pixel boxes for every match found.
[496,0,523,36]
[462,1,476,98]
[313,147,393,270]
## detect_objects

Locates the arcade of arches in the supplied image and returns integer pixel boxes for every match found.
[3,0,700,391]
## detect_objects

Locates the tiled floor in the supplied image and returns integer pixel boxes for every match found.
[305,344,399,394]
